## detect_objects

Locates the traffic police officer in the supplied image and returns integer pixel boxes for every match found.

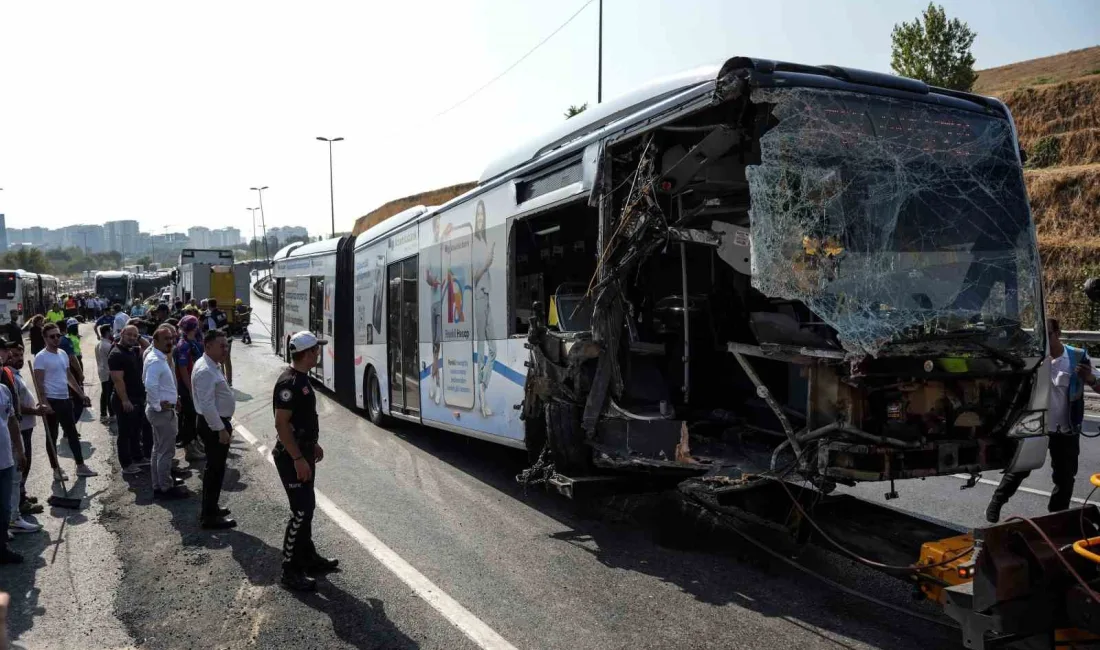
[273,331,338,591]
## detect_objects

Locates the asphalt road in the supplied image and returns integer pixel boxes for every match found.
[6,295,1099,649]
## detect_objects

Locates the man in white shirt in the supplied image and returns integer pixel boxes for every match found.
[144,325,185,499]
[112,304,130,338]
[32,323,96,480]
[5,342,45,534]
[987,318,1100,522]
[192,329,236,529]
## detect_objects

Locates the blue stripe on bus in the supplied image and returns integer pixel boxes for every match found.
[417,355,525,387]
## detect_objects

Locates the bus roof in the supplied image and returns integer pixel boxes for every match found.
[280,238,338,261]
[272,242,306,261]
[478,63,721,184]
[95,271,130,279]
[353,205,430,251]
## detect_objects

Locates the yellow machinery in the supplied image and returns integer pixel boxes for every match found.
[210,265,237,323]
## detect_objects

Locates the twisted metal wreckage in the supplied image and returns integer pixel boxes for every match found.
[518,59,1046,506]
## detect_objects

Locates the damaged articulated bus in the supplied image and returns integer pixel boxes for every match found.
[519,56,1049,495]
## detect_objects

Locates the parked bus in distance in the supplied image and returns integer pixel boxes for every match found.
[272,55,1048,493]
[95,271,132,305]
[0,269,52,325]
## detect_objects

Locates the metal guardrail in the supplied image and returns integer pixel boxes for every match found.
[1062,331,1100,343]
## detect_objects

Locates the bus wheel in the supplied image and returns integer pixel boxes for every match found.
[366,367,388,427]
[545,398,592,476]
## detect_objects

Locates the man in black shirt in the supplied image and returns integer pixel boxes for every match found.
[3,311,22,347]
[272,331,337,591]
[109,325,152,474]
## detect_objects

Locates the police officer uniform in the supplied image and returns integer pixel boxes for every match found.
[272,331,338,591]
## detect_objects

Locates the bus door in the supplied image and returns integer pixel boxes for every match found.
[272,278,285,356]
[387,256,419,415]
[309,277,325,380]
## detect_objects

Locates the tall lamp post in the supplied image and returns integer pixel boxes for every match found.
[250,186,270,262]
[316,137,343,238]
[247,207,260,260]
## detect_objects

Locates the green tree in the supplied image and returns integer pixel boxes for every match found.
[891,3,977,91]
[564,103,588,119]
[1,248,51,273]
[135,255,153,267]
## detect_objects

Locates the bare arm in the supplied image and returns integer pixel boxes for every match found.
[66,365,86,400]
[110,369,129,405]
[32,369,48,407]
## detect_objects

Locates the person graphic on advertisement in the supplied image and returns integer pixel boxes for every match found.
[471,201,496,418]
[424,216,452,405]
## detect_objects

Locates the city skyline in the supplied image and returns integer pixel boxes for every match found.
[0,219,311,256]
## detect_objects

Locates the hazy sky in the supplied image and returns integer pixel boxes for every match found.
[0,0,1096,237]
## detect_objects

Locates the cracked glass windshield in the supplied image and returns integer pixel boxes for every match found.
[747,87,1042,357]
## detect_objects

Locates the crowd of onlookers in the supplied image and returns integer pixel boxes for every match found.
[0,294,248,565]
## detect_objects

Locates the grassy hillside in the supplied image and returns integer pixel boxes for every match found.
[973,46,1100,96]
[985,47,1100,328]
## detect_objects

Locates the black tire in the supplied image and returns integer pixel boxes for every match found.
[366,367,388,427]
[545,398,593,476]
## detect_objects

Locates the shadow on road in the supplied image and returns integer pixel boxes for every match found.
[386,419,957,650]
[129,483,421,649]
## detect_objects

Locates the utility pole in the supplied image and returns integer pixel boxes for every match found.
[316,137,344,238]
[597,0,603,103]
[247,207,260,260]
[251,186,270,262]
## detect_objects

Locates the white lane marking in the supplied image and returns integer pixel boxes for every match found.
[951,474,1090,504]
[231,422,518,650]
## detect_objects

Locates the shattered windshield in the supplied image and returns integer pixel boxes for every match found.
[747,87,1042,358]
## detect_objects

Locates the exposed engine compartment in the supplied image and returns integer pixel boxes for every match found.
[519,62,1045,490]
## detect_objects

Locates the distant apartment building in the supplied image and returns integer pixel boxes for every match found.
[0,214,7,252]
[188,226,211,249]
[59,224,107,253]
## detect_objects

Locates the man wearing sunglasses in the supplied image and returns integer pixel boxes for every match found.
[32,323,96,480]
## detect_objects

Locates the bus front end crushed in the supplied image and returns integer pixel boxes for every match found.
[519,57,1048,498]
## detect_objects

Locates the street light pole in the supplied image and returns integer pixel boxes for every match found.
[247,207,260,260]
[250,186,270,262]
[597,0,603,103]
[316,137,344,238]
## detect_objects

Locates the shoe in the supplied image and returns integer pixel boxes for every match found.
[200,516,237,530]
[985,500,1003,524]
[153,487,189,500]
[99,417,108,425]
[0,549,24,564]
[172,478,185,487]
[9,518,42,534]
[19,501,44,516]
[6,531,12,541]
[25,496,38,505]
[281,569,317,592]
[121,464,143,475]
[134,458,151,467]
[216,507,231,517]
[53,468,69,482]
[306,554,340,573]
[76,465,98,477]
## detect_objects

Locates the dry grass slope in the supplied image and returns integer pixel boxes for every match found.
[989,46,1100,326]
[973,46,1100,96]
[351,182,477,236]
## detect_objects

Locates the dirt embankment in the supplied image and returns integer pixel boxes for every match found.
[996,57,1100,327]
